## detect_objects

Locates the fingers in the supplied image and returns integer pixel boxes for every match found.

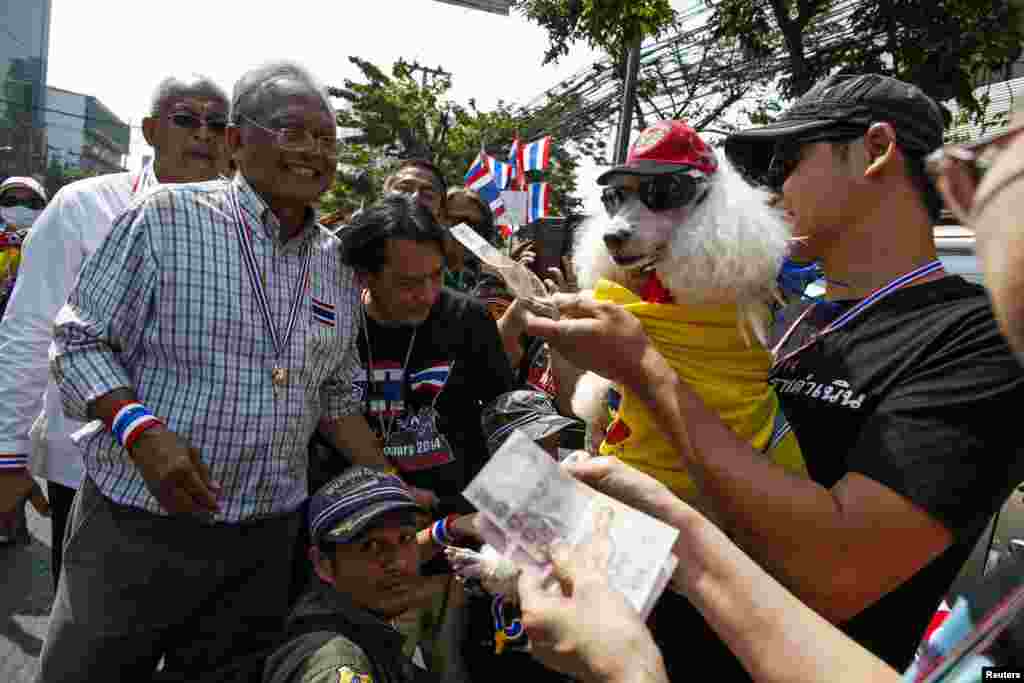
[28,481,50,517]
[545,267,568,295]
[473,514,510,554]
[583,506,614,574]
[189,447,222,495]
[410,486,439,510]
[936,158,977,222]
[564,456,617,484]
[546,540,580,595]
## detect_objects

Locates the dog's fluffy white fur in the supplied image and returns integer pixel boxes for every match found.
[574,156,789,333]
[570,155,792,437]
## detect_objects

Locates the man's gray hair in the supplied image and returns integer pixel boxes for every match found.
[148,74,229,116]
[230,60,334,125]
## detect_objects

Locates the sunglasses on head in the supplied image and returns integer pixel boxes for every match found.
[167,111,228,133]
[0,194,44,210]
[601,172,708,217]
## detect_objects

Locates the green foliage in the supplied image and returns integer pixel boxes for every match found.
[514,0,678,63]
[43,158,99,198]
[325,56,582,217]
[709,0,1024,123]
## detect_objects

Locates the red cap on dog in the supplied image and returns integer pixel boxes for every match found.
[597,120,718,185]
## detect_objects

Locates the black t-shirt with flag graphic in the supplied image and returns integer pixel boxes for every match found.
[313,288,514,515]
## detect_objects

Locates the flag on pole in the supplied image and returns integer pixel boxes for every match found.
[526,182,550,223]
[508,136,526,191]
[485,155,512,190]
[464,152,506,219]
[522,136,552,172]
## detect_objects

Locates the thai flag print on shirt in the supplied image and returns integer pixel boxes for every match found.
[409,362,453,397]
[354,361,407,418]
[311,296,335,326]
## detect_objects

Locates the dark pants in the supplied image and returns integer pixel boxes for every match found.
[46,480,76,592]
[35,476,300,683]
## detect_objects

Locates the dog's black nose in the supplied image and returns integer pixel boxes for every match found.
[603,231,629,250]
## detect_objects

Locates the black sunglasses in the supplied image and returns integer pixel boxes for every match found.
[767,133,865,189]
[601,172,708,217]
[167,112,228,133]
[0,195,45,210]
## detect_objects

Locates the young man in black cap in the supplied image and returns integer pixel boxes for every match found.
[522,73,1024,675]
[265,466,478,683]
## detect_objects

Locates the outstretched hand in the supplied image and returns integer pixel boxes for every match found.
[0,469,49,542]
[522,293,670,396]
[517,506,669,683]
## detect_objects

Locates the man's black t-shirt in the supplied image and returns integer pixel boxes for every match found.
[314,288,514,515]
[769,276,1024,670]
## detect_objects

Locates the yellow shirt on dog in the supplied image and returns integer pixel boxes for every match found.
[594,278,806,502]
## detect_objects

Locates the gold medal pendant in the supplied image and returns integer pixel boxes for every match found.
[271,366,288,397]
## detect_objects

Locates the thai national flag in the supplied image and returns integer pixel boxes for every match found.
[311,296,335,327]
[486,155,512,190]
[523,136,552,172]
[508,137,526,191]
[409,363,452,396]
[527,182,550,223]
[464,153,506,219]
[464,152,491,188]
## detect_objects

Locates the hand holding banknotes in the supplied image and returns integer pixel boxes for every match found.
[517,506,670,683]
[521,293,673,401]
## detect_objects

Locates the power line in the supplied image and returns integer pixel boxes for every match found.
[0,97,139,131]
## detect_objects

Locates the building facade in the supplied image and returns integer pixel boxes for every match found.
[0,0,52,179]
[45,87,130,174]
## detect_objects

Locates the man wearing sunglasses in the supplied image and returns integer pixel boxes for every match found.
[517,74,1024,678]
[35,61,372,682]
[0,74,228,579]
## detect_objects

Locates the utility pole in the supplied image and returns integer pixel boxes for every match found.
[405,61,451,89]
[613,36,643,165]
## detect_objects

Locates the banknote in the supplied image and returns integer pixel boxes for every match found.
[463,430,679,618]
[448,223,557,316]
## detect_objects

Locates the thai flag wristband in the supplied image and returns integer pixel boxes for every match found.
[0,454,28,470]
[431,514,461,546]
[109,402,164,450]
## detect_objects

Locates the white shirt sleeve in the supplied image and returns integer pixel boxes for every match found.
[0,189,82,464]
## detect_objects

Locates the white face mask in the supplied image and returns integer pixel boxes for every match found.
[1,205,41,230]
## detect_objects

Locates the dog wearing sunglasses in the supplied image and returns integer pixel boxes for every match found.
[569,120,807,517]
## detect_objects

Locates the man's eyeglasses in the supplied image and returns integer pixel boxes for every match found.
[239,114,339,159]
[167,112,228,134]
[601,172,708,217]
[0,195,44,210]
[926,122,1024,185]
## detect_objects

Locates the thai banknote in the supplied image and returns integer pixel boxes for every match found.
[463,430,679,618]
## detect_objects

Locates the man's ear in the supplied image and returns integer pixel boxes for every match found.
[310,545,335,587]
[863,122,901,178]
[141,117,157,148]
[226,125,243,160]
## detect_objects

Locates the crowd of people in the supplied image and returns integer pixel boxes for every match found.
[0,58,1021,683]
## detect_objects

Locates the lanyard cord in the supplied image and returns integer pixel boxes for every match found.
[361,297,417,443]
[773,260,945,365]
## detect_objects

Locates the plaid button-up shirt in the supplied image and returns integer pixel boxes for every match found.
[51,173,361,522]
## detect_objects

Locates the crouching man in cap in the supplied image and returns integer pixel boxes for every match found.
[265,466,477,683]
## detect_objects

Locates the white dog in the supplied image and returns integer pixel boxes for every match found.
[569,120,806,511]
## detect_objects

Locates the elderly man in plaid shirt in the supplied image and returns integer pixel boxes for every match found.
[36,61,397,683]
